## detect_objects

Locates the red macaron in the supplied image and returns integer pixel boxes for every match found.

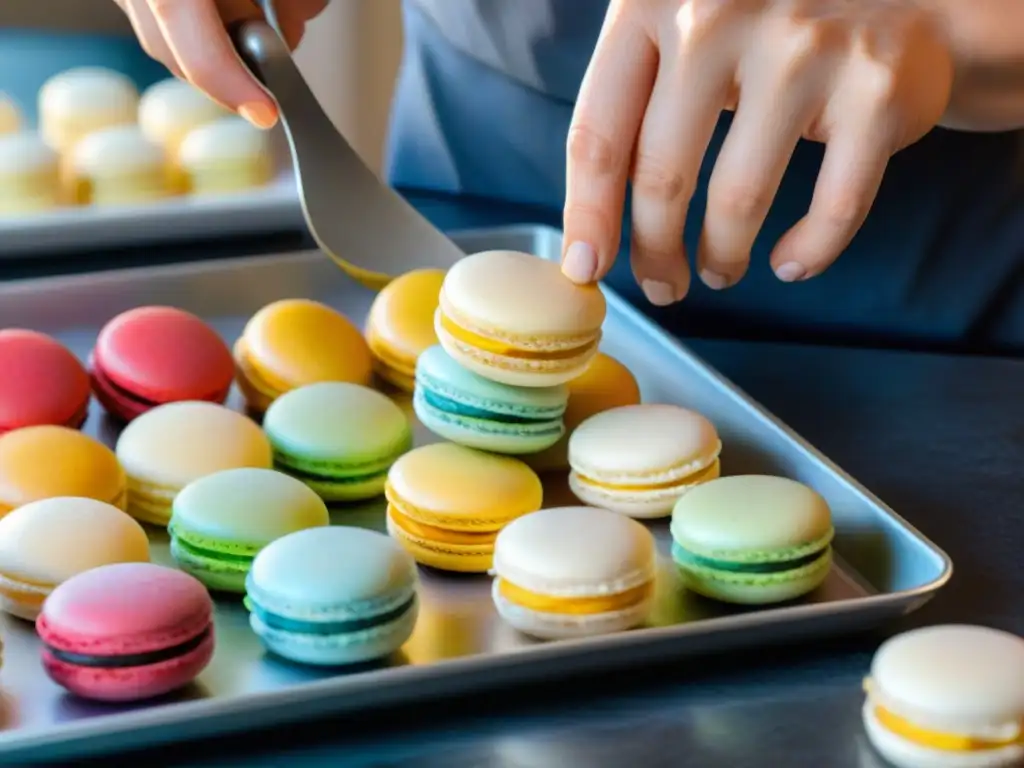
[0,329,91,434]
[90,306,235,422]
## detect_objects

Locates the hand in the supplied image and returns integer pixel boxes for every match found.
[113,0,328,128]
[561,0,954,304]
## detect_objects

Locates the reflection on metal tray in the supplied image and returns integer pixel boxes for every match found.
[0,127,302,257]
[0,225,952,762]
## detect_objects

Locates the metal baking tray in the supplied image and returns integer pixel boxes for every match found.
[0,128,302,257]
[0,224,952,762]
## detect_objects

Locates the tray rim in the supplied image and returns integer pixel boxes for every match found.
[0,224,953,758]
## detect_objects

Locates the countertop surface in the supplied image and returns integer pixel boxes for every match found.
[15,191,1018,768]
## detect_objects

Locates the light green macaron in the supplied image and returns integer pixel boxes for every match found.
[262,382,412,502]
[169,467,330,592]
[670,475,834,605]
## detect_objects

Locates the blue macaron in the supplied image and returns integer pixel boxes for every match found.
[245,527,418,666]
[413,345,569,454]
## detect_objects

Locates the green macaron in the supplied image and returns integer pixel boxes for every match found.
[169,467,330,592]
[669,475,834,605]
[262,382,412,502]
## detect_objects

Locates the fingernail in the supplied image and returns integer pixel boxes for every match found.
[561,241,598,283]
[238,102,278,130]
[700,269,729,290]
[641,279,677,306]
[775,262,806,282]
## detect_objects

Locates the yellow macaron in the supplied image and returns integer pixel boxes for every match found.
[234,299,374,413]
[385,443,543,572]
[68,125,174,206]
[0,426,127,517]
[0,132,62,214]
[178,116,273,195]
[435,250,607,387]
[526,352,642,472]
[365,268,446,391]
[0,497,149,620]
[38,67,139,155]
[0,94,21,135]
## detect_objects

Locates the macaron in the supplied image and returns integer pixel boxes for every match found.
[0,426,126,517]
[138,78,227,177]
[491,506,657,640]
[863,625,1024,768]
[37,562,214,702]
[0,497,149,621]
[385,443,543,572]
[0,329,90,433]
[115,401,272,526]
[414,345,568,454]
[245,527,419,666]
[0,94,21,134]
[178,116,273,195]
[90,306,235,422]
[365,268,445,391]
[568,404,721,518]
[234,299,373,413]
[262,382,411,502]
[38,67,139,154]
[69,125,173,206]
[0,132,62,213]
[169,468,329,592]
[670,475,834,605]
[435,250,606,387]
[526,352,642,472]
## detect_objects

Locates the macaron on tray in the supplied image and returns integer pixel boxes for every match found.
[0,72,299,256]
[0,238,950,760]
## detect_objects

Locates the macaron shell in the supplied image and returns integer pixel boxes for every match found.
[385,508,496,573]
[0,426,126,516]
[0,330,90,432]
[869,625,1024,730]
[91,306,234,406]
[385,443,543,530]
[116,401,271,498]
[669,475,833,559]
[171,468,329,548]
[366,269,445,388]
[38,562,212,655]
[492,506,656,596]
[240,299,373,395]
[439,250,606,338]
[0,497,149,587]
[569,404,721,482]
[526,352,642,472]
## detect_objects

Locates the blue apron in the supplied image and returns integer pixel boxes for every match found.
[389,0,1024,352]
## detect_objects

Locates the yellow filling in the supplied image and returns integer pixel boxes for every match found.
[577,459,720,491]
[388,505,497,546]
[0,572,51,609]
[498,578,653,615]
[439,312,596,361]
[875,705,1024,752]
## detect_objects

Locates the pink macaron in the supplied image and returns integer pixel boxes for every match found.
[90,306,234,422]
[37,562,214,701]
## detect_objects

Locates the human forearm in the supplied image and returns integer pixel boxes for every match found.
[928,0,1024,131]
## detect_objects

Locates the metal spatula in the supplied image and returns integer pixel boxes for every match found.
[230,7,465,289]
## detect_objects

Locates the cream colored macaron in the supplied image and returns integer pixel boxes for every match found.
[69,125,173,206]
[38,67,139,154]
[0,94,22,135]
[139,78,228,156]
[0,132,62,214]
[0,497,150,621]
[179,116,273,195]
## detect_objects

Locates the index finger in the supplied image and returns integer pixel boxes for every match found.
[148,0,277,128]
[562,1,657,284]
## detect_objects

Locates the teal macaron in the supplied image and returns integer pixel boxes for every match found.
[262,382,412,502]
[169,467,330,593]
[669,475,835,605]
[245,526,419,666]
[413,344,568,454]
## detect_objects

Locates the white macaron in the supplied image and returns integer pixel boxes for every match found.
[863,624,1024,768]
